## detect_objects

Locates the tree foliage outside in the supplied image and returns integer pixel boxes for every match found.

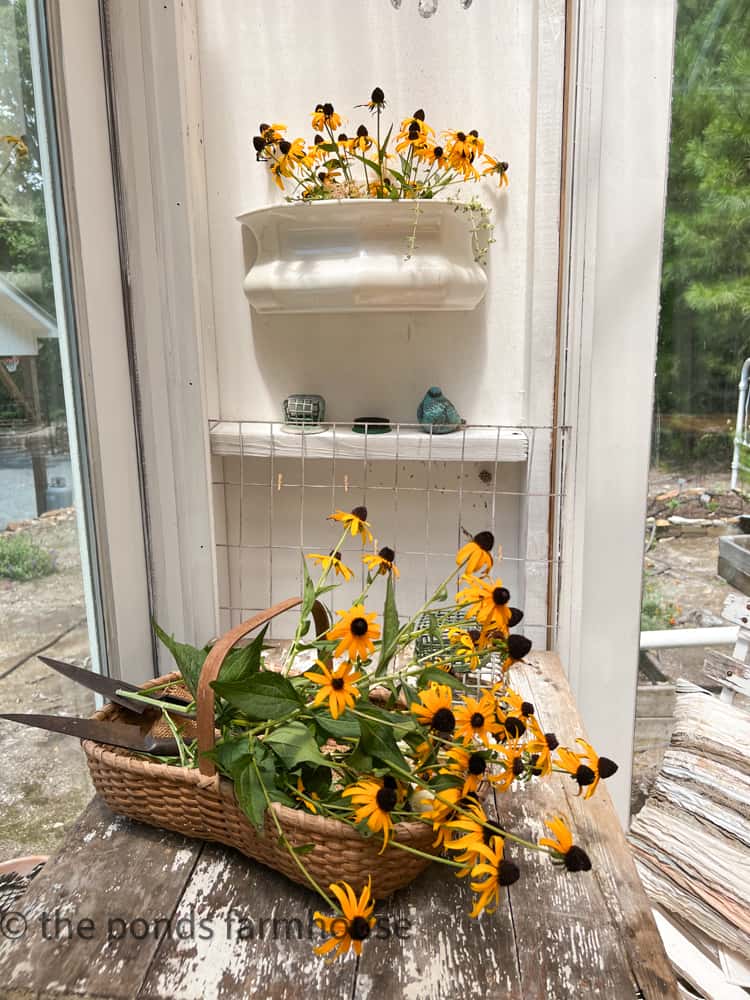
[0,0,64,425]
[655,0,750,467]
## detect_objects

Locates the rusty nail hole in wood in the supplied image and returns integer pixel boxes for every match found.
[742,618,748,624]
[727,671,734,677]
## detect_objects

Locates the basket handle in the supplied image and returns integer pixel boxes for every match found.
[196,597,331,777]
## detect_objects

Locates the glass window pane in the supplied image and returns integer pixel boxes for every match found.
[635,1,750,815]
[0,0,99,861]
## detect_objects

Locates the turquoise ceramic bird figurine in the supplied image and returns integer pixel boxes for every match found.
[417,386,465,434]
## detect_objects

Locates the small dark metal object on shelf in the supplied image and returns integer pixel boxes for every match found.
[351,416,391,435]
[282,393,326,430]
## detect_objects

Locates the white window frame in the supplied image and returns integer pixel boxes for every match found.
[556,0,677,825]
[33,0,154,681]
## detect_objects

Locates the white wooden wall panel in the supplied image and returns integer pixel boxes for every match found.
[195,0,565,642]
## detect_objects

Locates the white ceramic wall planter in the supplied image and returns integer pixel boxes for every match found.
[237,200,488,314]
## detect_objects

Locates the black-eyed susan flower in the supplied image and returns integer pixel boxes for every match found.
[454,690,503,747]
[410,682,456,736]
[311,102,342,133]
[328,506,373,544]
[555,745,598,797]
[455,531,495,576]
[348,124,374,154]
[503,633,532,670]
[492,746,526,792]
[447,626,481,671]
[305,659,363,718]
[482,155,509,188]
[259,121,286,144]
[307,134,328,164]
[400,109,434,136]
[524,724,558,778]
[443,745,490,795]
[469,835,519,917]
[314,877,376,959]
[466,129,485,157]
[358,86,386,112]
[307,550,354,581]
[456,576,513,634]
[539,816,592,872]
[570,738,618,799]
[423,785,462,847]
[343,777,399,850]
[327,605,380,662]
[444,800,489,856]
[429,144,447,169]
[443,130,479,179]
[270,138,309,189]
[362,546,399,578]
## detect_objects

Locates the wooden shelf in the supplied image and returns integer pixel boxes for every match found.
[209,422,529,463]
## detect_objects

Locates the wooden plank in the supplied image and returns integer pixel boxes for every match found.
[634,716,675,752]
[512,653,680,1000]
[352,795,523,1000]
[0,797,202,999]
[138,843,356,1000]
[636,684,676,719]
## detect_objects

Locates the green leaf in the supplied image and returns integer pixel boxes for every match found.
[206,736,253,778]
[301,557,316,619]
[235,763,267,831]
[417,667,465,690]
[345,745,373,772]
[313,710,361,741]
[152,620,207,698]
[218,626,268,685]
[358,717,409,774]
[376,572,400,674]
[265,722,330,768]
[353,703,417,732]
[211,671,302,721]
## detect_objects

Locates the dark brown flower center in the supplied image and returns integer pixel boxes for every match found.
[457,131,466,141]
[371,87,385,103]
[504,716,526,739]
[508,607,524,627]
[470,712,485,729]
[564,846,592,873]
[512,756,524,777]
[521,701,535,718]
[598,757,618,780]
[468,753,486,776]
[506,635,532,660]
[492,587,510,606]
[350,617,369,637]
[351,506,368,520]
[323,102,334,116]
[338,133,349,142]
[544,732,559,751]
[349,915,372,940]
[279,140,291,155]
[473,531,494,552]
[467,629,481,643]
[498,859,520,886]
[500,161,508,171]
[376,787,397,812]
[575,764,596,787]
[432,707,456,734]
[413,108,425,121]
[253,136,266,153]
[357,124,368,137]
[314,134,324,145]
[331,677,345,691]
[433,145,444,158]
[379,546,395,563]
[382,775,397,790]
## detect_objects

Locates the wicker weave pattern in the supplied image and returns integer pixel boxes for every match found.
[83,672,438,897]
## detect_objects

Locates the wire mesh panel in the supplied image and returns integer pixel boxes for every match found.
[209,421,566,645]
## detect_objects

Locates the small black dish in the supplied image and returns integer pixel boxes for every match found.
[352,416,391,435]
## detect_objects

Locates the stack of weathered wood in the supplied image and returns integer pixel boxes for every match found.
[629,681,750,997]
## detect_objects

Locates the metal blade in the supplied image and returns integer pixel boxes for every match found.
[38,656,193,717]
[0,713,164,752]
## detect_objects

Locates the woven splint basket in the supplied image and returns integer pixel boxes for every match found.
[82,598,438,897]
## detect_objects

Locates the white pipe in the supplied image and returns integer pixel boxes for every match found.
[730,357,750,491]
[640,626,738,650]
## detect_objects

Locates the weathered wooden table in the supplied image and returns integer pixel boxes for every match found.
[0,653,679,999]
